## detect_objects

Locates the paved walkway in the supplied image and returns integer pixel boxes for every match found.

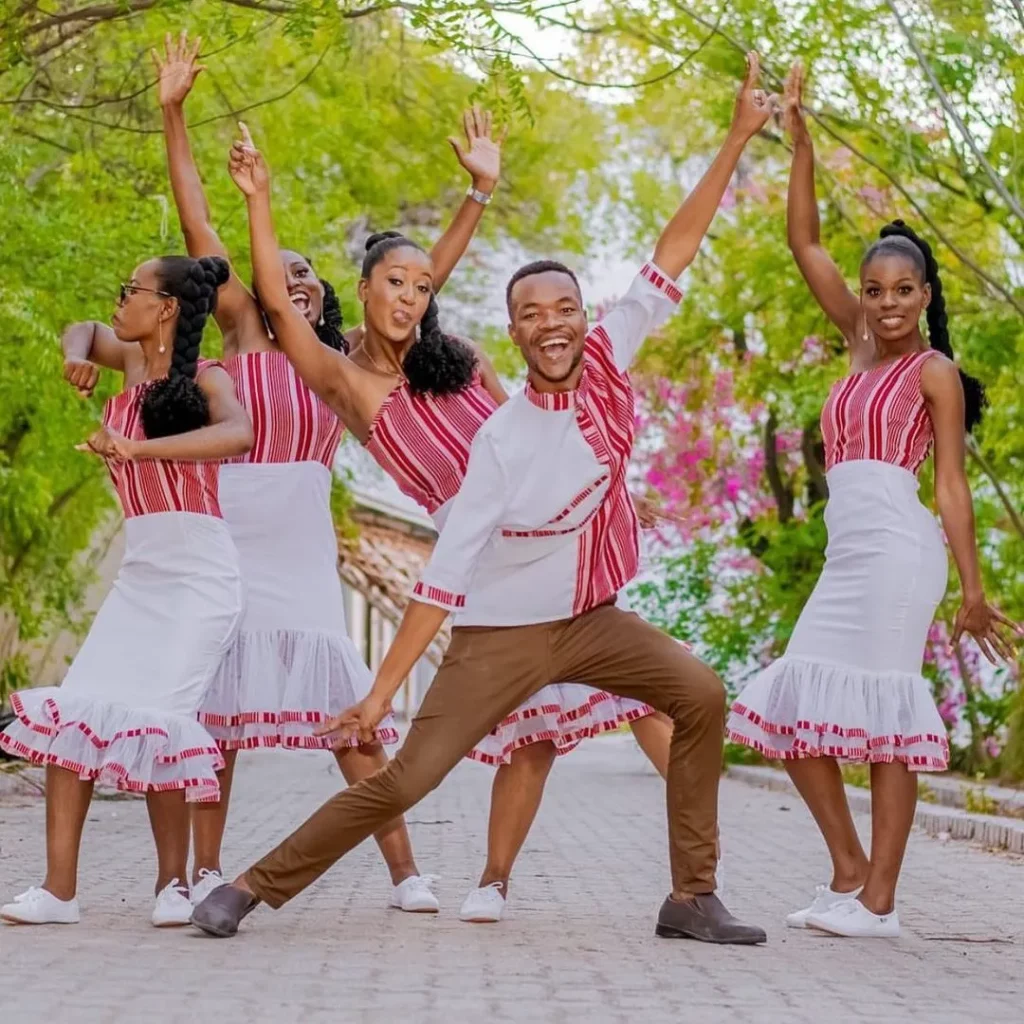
[2,735,1021,1023]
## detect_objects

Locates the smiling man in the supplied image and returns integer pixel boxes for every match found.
[192,54,776,945]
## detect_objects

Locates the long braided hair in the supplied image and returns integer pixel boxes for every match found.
[861,220,985,432]
[361,231,477,396]
[140,255,230,438]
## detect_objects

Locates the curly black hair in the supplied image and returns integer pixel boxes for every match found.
[862,220,985,432]
[361,231,476,396]
[140,255,230,438]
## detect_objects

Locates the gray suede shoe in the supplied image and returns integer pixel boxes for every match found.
[190,883,260,938]
[655,893,767,945]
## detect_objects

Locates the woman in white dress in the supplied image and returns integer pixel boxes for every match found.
[727,65,1019,938]
[1,255,253,927]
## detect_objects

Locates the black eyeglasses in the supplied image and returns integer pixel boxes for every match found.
[118,282,171,306]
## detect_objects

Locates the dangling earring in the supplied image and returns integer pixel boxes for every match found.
[158,319,166,354]
[318,314,325,327]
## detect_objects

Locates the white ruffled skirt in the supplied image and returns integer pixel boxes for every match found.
[199,462,398,750]
[0,512,241,802]
[467,594,655,766]
[727,460,949,771]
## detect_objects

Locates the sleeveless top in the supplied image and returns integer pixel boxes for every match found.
[225,350,342,468]
[364,373,499,513]
[102,359,224,519]
[821,349,938,473]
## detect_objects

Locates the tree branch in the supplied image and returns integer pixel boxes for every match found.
[967,438,1024,540]
[764,410,794,523]
[884,0,1024,228]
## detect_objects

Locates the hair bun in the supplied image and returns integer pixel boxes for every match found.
[199,255,231,288]
[365,230,404,252]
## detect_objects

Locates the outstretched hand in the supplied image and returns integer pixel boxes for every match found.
[782,62,810,144]
[951,596,1022,665]
[152,30,205,108]
[730,51,779,141]
[447,106,507,193]
[313,692,393,749]
[228,121,270,197]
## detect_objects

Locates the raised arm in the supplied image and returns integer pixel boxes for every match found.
[924,357,1019,663]
[652,53,775,279]
[154,32,261,348]
[428,107,506,291]
[228,124,373,426]
[783,63,862,346]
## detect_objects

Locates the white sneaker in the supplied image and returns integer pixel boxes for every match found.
[1,887,80,925]
[191,868,228,907]
[152,879,193,928]
[786,884,862,929]
[389,874,440,913]
[459,881,506,923]
[806,898,900,938]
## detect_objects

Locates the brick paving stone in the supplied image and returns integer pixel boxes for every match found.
[1,734,1021,1023]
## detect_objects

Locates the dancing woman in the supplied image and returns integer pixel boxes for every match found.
[1,256,252,928]
[727,65,1020,938]
[150,32,504,910]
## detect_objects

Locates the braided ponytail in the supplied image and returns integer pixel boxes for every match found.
[863,221,985,431]
[140,255,230,438]
[361,231,477,397]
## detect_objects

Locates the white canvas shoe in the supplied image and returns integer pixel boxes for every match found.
[191,868,228,907]
[786,884,862,929]
[152,880,193,927]
[389,875,440,913]
[459,882,506,923]
[807,898,900,938]
[1,887,80,925]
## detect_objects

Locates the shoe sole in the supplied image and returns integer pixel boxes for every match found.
[152,919,192,928]
[459,916,501,924]
[190,917,237,938]
[388,904,440,914]
[1,914,78,925]
[806,922,899,938]
[654,923,766,945]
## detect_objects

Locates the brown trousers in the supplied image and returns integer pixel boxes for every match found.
[247,605,726,907]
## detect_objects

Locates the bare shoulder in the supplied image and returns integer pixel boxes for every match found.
[920,350,959,392]
[196,363,235,396]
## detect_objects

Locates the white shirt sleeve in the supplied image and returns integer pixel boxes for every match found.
[412,429,509,612]
[591,261,683,373]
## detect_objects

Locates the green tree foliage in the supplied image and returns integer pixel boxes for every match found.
[0,1,607,696]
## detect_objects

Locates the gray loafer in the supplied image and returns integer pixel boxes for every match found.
[655,893,767,945]
[190,883,260,938]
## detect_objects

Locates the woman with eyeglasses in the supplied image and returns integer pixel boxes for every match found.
[0,255,253,928]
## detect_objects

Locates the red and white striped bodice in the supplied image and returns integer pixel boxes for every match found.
[364,373,499,514]
[821,350,938,473]
[226,350,342,467]
[102,360,223,519]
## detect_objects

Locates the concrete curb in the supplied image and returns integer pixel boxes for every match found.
[726,764,1024,855]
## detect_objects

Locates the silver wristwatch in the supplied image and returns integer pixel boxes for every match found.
[466,186,493,206]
